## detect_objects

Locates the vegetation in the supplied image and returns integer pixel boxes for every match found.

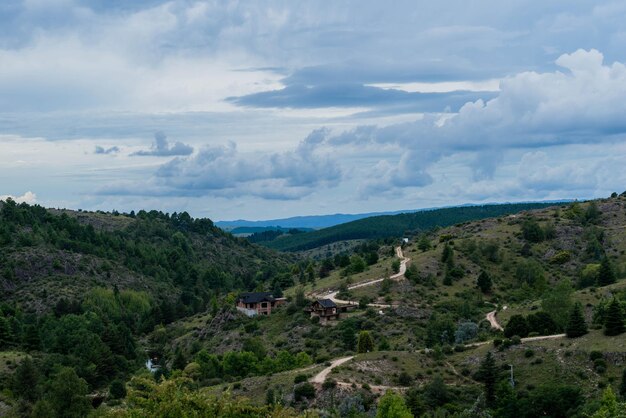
[265,203,556,252]
[2,197,626,417]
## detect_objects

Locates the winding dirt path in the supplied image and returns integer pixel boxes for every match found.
[486,309,503,331]
[310,356,354,384]
[316,246,410,308]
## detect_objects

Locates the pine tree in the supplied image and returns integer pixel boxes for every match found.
[441,243,454,267]
[478,352,498,406]
[604,298,624,336]
[477,271,492,293]
[356,331,374,353]
[620,369,626,399]
[565,303,588,338]
[12,356,39,402]
[598,256,616,286]
[417,235,431,252]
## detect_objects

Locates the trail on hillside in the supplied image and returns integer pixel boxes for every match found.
[310,356,354,384]
[314,246,409,308]
[486,309,504,331]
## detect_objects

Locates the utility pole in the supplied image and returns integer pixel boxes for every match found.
[508,364,515,388]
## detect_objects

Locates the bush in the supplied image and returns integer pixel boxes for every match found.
[109,379,127,399]
[398,371,413,386]
[589,351,604,361]
[493,338,503,347]
[511,336,522,345]
[524,349,535,358]
[322,379,337,390]
[294,374,308,384]
[293,382,316,401]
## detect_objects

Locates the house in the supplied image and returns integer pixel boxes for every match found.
[307,298,357,324]
[236,292,286,317]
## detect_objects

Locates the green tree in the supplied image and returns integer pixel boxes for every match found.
[565,303,588,338]
[357,331,374,353]
[477,352,498,406]
[306,263,315,284]
[541,279,573,330]
[48,367,91,418]
[521,218,545,242]
[504,315,529,338]
[341,323,357,350]
[604,298,624,336]
[620,369,626,399]
[391,259,401,274]
[423,375,450,408]
[527,311,558,335]
[417,235,431,252]
[591,386,626,418]
[12,356,39,402]
[109,379,127,399]
[598,256,616,286]
[441,243,454,267]
[477,271,492,293]
[376,391,413,418]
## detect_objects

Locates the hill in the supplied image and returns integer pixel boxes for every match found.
[216,210,418,230]
[2,197,626,417]
[0,201,293,317]
[264,202,558,252]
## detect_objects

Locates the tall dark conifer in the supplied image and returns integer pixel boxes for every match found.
[604,298,624,336]
[598,256,616,286]
[565,303,587,338]
[478,352,498,406]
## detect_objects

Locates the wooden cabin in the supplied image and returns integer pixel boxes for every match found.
[236,292,286,317]
[307,299,357,324]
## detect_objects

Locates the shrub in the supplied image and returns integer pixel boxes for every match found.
[293,382,316,401]
[322,379,337,390]
[294,374,308,384]
[524,349,534,358]
[398,371,413,386]
[109,379,127,399]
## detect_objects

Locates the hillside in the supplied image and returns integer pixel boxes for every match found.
[137,196,626,417]
[0,201,292,315]
[216,210,419,230]
[264,202,558,252]
[2,197,626,417]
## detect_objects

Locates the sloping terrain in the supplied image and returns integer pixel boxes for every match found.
[263,202,557,252]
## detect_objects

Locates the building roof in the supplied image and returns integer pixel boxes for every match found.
[317,299,337,308]
[238,292,276,304]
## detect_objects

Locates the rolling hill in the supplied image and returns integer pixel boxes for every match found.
[264,202,558,252]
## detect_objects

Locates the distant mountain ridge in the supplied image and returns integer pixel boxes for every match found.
[263,202,565,252]
[216,210,417,230]
[216,201,571,231]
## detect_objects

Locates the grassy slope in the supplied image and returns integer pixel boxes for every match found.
[264,202,557,252]
[155,197,626,409]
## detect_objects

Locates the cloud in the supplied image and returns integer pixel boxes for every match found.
[98,129,341,200]
[0,191,37,204]
[94,145,120,154]
[323,49,626,194]
[131,132,193,157]
[228,82,495,112]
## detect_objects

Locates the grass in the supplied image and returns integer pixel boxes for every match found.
[201,364,325,404]
[0,351,27,374]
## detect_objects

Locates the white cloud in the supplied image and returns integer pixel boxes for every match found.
[0,191,37,204]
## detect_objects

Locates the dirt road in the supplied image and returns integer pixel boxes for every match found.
[486,310,503,331]
[310,356,354,384]
[318,246,409,308]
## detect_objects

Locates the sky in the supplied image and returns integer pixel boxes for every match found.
[2,0,626,221]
